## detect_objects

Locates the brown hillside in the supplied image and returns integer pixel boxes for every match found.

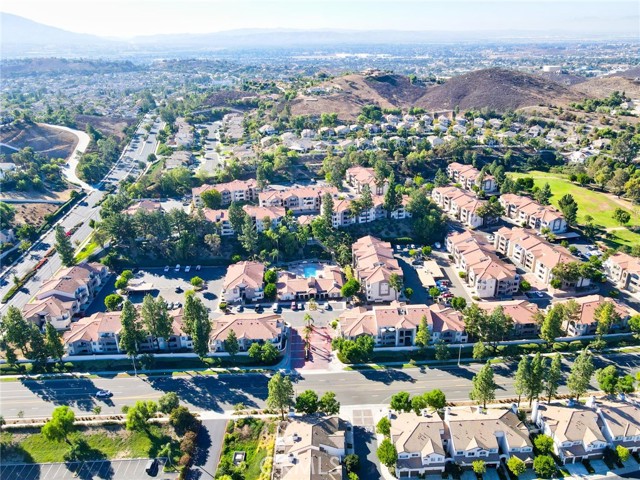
[417,68,580,111]
[75,115,135,143]
[0,122,77,160]
[290,72,429,119]
[570,76,640,100]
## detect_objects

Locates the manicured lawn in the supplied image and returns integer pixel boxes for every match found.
[508,171,640,247]
[1,424,179,464]
[74,240,100,262]
[216,418,276,480]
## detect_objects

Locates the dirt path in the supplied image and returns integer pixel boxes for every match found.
[43,123,93,191]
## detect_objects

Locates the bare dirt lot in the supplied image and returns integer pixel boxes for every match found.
[12,203,60,229]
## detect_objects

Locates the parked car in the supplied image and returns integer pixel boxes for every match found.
[167,302,174,310]
[291,302,298,311]
[164,265,170,272]
[297,303,304,311]
[96,390,112,398]
[235,305,244,313]
[325,303,332,311]
[185,265,191,273]
[175,286,183,294]
[174,302,182,309]
[195,265,201,271]
[434,242,442,249]
[272,303,280,313]
[145,459,158,475]
[255,305,264,313]
[175,264,181,272]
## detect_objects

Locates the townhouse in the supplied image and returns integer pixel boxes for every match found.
[446,162,496,193]
[259,186,338,214]
[345,166,389,195]
[554,295,635,337]
[446,231,520,299]
[432,186,487,228]
[124,199,164,216]
[477,300,541,339]
[603,252,640,293]
[276,265,345,301]
[329,195,411,228]
[444,406,533,468]
[338,301,468,347]
[202,205,285,235]
[192,179,259,207]
[23,262,109,329]
[352,236,403,303]
[209,313,287,353]
[274,416,347,480]
[494,227,588,289]
[532,400,608,464]
[220,261,265,303]
[391,412,447,476]
[596,397,640,453]
[499,194,567,234]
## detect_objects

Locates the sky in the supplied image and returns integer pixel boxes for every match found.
[1,0,638,38]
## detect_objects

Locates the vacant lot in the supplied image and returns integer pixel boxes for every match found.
[217,418,275,480]
[509,171,640,247]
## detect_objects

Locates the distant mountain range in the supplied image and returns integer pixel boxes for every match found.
[2,12,637,58]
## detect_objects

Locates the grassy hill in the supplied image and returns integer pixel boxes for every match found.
[508,171,640,248]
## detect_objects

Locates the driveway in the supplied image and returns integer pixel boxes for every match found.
[350,408,382,480]
[188,419,227,480]
[565,462,589,477]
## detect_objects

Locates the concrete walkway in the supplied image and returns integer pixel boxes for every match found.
[43,123,93,191]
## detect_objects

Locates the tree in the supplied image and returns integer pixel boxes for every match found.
[158,392,180,414]
[618,374,636,394]
[227,201,245,233]
[341,278,361,299]
[411,394,427,414]
[434,340,451,361]
[540,304,564,343]
[248,342,262,361]
[183,293,211,358]
[514,356,531,405]
[224,330,239,357]
[470,362,497,408]
[104,293,124,311]
[295,390,319,414]
[567,349,594,400]
[424,389,446,410]
[535,182,552,205]
[534,434,554,455]
[472,460,486,475]
[473,341,489,360]
[126,400,158,432]
[41,406,75,444]
[450,297,466,311]
[558,194,578,225]
[204,233,221,255]
[119,300,145,373]
[27,325,48,366]
[44,322,64,362]
[260,342,279,363]
[140,294,171,346]
[533,455,556,478]
[190,276,204,289]
[390,391,412,412]
[54,225,75,267]
[267,373,294,420]
[631,315,640,339]
[476,196,505,223]
[169,406,199,436]
[617,445,631,463]
[344,453,360,474]
[376,438,398,468]
[321,192,335,228]
[383,174,402,213]
[507,456,526,477]
[388,273,403,301]
[434,168,448,187]
[264,269,277,284]
[376,417,391,436]
[597,365,620,395]
[264,283,277,301]
[464,304,513,352]
[545,354,563,403]
[612,208,631,225]
[527,353,546,405]
[415,315,431,350]
[200,189,222,209]
[239,214,258,255]
[319,391,340,415]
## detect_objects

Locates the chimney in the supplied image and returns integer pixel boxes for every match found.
[586,396,597,409]
[511,403,519,415]
[444,407,451,423]
[531,400,540,423]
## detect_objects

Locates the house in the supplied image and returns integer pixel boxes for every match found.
[0,228,16,245]
[0,162,16,180]
[595,397,640,453]
[164,150,194,170]
[477,300,541,339]
[474,118,486,128]
[494,227,587,289]
[259,186,338,214]
[221,261,265,303]
[432,187,487,228]
[274,416,347,480]
[338,301,468,347]
[444,406,533,468]
[22,296,79,330]
[447,162,496,193]
[352,236,403,303]
[259,124,276,135]
[125,199,164,216]
[192,179,259,207]
[603,252,640,293]
[209,313,287,353]
[446,231,520,299]
[532,400,607,464]
[499,194,566,234]
[554,295,635,337]
[276,265,345,301]
[391,412,447,475]
[345,166,389,195]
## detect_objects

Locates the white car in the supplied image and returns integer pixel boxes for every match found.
[96,389,112,398]
[434,242,442,249]
[164,265,170,272]
[185,266,191,273]
[195,265,201,271]
[175,264,181,272]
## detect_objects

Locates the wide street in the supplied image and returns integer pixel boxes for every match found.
[2,352,638,419]
[0,115,163,315]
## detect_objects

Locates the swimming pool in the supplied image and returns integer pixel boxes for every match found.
[302,265,322,278]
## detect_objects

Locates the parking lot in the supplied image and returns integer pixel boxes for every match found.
[0,458,176,480]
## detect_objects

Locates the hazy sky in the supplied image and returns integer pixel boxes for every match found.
[2,0,638,38]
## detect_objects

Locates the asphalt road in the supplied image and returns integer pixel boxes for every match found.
[2,352,638,419]
[0,115,163,315]
[187,419,226,480]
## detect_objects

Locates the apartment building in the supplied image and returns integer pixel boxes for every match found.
[221,261,265,303]
[274,416,347,480]
[596,397,640,453]
[432,186,487,228]
[554,295,635,337]
[391,412,447,476]
[352,236,403,302]
[202,205,285,235]
[444,406,533,468]
[329,195,411,228]
[446,231,520,299]
[477,300,541,339]
[494,227,588,289]
[338,301,468,347]
[124,199,164,216]
[259,186,338,214]
[603,252,640,293]
[276,265,345,301]
[192,179,259,207]
[499,194,567,234]
[447,162,496,193]
[209,313,287,353]
[345,166,389,195]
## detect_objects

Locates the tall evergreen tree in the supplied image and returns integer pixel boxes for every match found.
[225,329,239,357]
[415,315,431,351]
[383,173,401,213]
[140,294,172,348]
[545,354,563,403]
[267,373,295,420]
[44,322,65,362]
[54,225,75,267]
[119,300,145,373]
[567,349,594,401]
[470,362,497,408]
[183,293,211,358]
[239,214,259,256]
[514,356,531,406]
[528,353,546,405]
[1,306,32,356]
[321,192,335,228]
